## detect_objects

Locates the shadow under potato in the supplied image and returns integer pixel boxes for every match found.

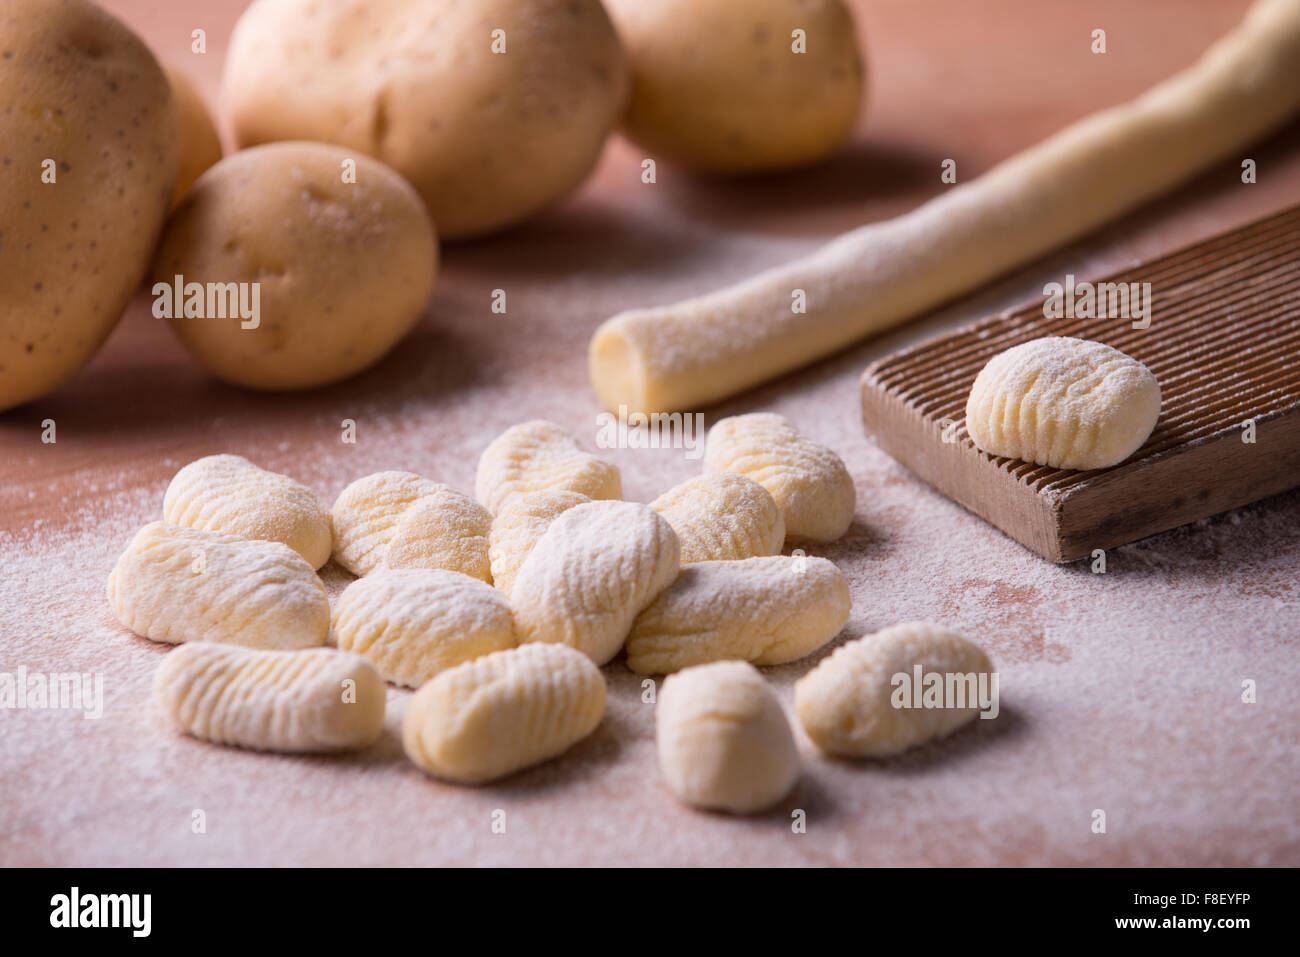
[0,310,487,444]
[648,139,950,236]
[440,197,723,280]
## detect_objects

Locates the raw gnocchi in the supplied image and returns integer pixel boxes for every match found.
[402,643,606,784]
[333,569,516,688]
[381,487,493,581]
[656,661,799,814]
[162,454,332,569]
[331,472,489,579]
[487,489,591,598]
[795,621,994,758]
[626,556,850,674]
[475,420,622,514]
[964,336,1161,470]
[331,471,441,575]
[649,472,785,563]
[704,413,855,543]
[107,522,328,650]
[511,500,680,665]
[154,643,385,752]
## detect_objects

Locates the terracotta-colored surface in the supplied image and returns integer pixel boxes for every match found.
[2,0,1298,866]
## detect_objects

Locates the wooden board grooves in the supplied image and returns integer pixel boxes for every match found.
[860,204,1300,562]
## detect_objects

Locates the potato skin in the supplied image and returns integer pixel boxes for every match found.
[151,141,437,391]
[221,0,628,240]
[606,0,864,173]
[163,63,223,209]
[0,0,177,411]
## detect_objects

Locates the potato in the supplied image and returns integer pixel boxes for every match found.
[606,0,864,173]
[0,0,177,412]
[222,0,628,240]
[163,63,223,209]
[151,142,437,390]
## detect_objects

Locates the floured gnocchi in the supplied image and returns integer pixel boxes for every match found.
[656,660,800,814]
[381,487,493,581]
[704,413,855,543]
[649,472,785,563]
[512,500,679,665]
[331,472,489,579]
[333,569,516,687]
[795,621,994,758]
[107,522,329,650]
[402,643,606,784]
[487,489,591,598]
[332,471,442,575]
[475,420,622,514]
[626,556,850,674]
[163,454,332,569]
[964,336,1161,470]
[154,643,385,752]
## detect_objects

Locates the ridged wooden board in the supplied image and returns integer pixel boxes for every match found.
[860,204,1300,562]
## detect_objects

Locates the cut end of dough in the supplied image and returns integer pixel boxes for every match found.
[589,317,647,413]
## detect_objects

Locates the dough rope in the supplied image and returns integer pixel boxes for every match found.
[589,0,1300,412]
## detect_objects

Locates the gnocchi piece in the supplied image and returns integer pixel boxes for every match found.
[511,500,680,665]
[107,522,328,650]
[162,454,332,569]
[649,472,785,563]
[704,413,855,543]
[381,487,493,582]
[487,489,591,598]
[795,621,994,758]
[333,569,516,688]
[626,556,850,675]
[154,644,385,752]
[656,661,799,814]
[332,471,441,575]
[331,472,488,579]
[475,420,622,514]
[402,643,606,784]
[964,336,1162,470]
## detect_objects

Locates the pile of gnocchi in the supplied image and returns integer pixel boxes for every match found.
[110,414,993,814]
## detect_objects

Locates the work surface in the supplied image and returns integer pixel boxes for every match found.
[2,0,1297,866]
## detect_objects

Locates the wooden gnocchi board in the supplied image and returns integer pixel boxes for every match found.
[859,204,1300,562]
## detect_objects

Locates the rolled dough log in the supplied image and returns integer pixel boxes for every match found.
[588,0,1300,413]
